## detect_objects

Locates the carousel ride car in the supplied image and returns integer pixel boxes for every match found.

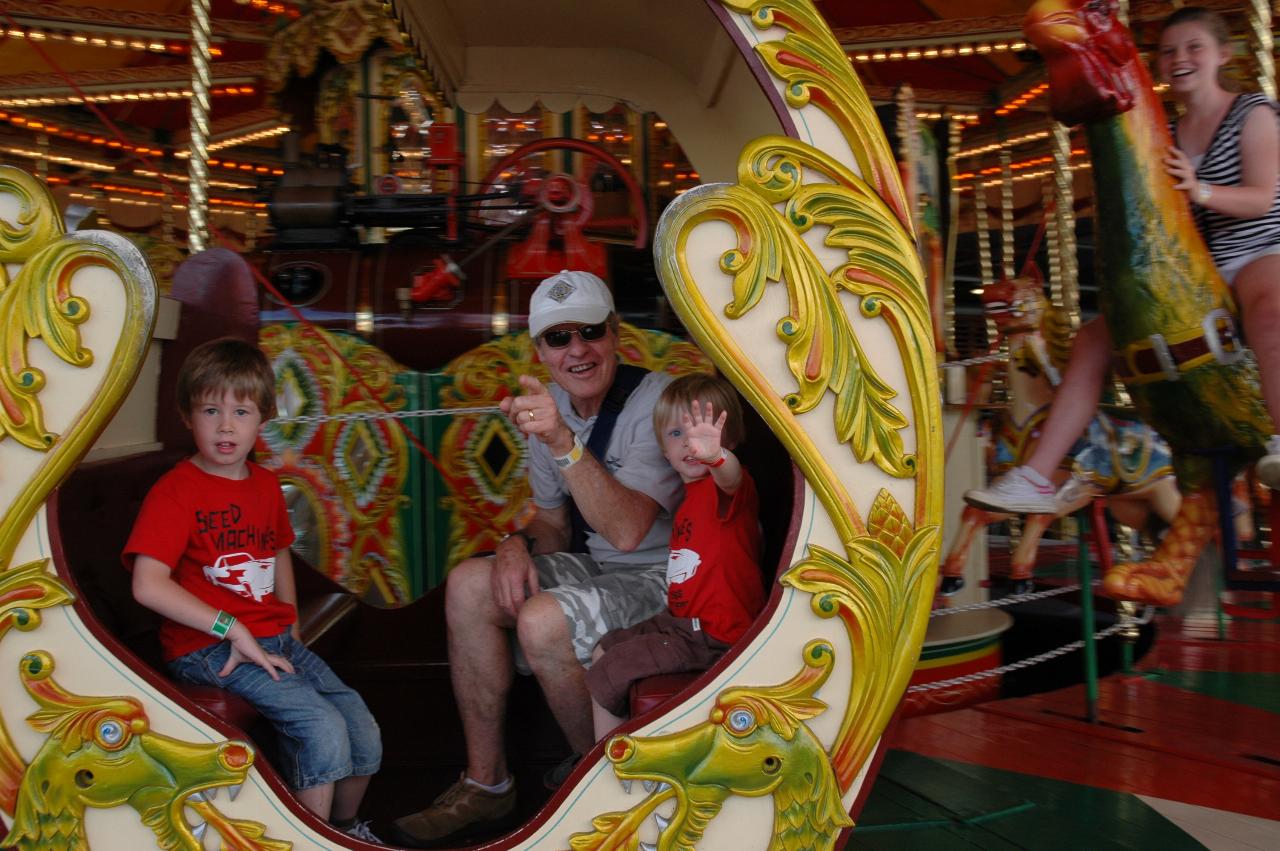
[0,1,948,848]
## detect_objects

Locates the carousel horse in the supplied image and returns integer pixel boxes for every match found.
[1024,0,1273,605]
[940,274,1180,594]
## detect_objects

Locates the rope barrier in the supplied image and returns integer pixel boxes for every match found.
[909,605,1153,692]
[273,405,503,426]
[909,608,1151,692]
[929,582,1087,617]
[940,352,1009,369]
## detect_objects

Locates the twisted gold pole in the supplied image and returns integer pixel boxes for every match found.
[944,118,962,356]
[187,0,212,252]
[1000,148,1014,279]
[1043,151,1059,289]
[1249,0,1275,100]
[975,170,994,292]
[1051,122,1079,323]
[36,132,48,181]
[896,85,919,235]
[975,165,1000,368]
[162,180,175,244]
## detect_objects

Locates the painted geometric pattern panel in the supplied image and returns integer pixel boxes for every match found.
[258,323,412,606]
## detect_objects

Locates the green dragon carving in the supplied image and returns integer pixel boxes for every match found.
[572,641,851,851]
[0,164,289,849]
[1,651,290,851]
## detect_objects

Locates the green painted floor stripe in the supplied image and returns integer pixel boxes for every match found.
[853,751,1206,850]
[1143,668,1280,714]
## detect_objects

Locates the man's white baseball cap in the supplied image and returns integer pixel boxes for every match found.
[528,270,615,340]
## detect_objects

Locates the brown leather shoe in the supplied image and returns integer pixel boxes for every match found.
[389,774,517,849]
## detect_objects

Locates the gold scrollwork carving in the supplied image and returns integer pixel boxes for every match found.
[722,0,912,231]
[784,490,939,788]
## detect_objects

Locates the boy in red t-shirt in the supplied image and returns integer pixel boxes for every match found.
[584,374,764,739]
[123,338,381,843]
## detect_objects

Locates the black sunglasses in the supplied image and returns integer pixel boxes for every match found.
[539,322,610,348]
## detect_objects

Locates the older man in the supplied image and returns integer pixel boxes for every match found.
[391,270,682,848]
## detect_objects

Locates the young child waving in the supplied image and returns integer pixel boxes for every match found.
[585,373,765,739]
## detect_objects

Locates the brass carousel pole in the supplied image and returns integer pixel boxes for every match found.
[1248,0,1275,100]
[975,160,1005,407]
[999,147,1014,280]
[975,166,996,345]
[36,132,48,181]
[896,85,919,237]
[944,118,963,358]
[187,0,212,252]
[1050,122,1079,322]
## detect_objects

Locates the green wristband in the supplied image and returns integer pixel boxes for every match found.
[210,610,236,639]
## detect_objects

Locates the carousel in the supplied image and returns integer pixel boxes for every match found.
[0,0,1276,849]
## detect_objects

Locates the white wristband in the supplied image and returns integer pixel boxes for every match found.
[1196,182,1213,204]
[554,433,584,469]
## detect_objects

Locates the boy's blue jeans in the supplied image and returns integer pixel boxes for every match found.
[169,631,382,790]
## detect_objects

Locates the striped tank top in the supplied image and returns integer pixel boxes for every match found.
[1171,92,1280,266]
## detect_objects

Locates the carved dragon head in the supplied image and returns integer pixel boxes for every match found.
[595,643,852,851]
[1024,0,1147,126]
[1,651,270,851]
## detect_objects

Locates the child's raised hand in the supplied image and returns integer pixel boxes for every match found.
[220,624,295,681]
[682,399,728,463]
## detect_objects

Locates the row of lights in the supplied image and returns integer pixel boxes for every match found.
[1,26,224,57]
[850,40,1028,64]
[89,182,266,210]
[958,159,1093,192]
[2,144,114,171]
[486,118,541,132]
[0,85,257,109]
[69,190,269,218]
[0,111,283,179]
[915,111,980,124]
[233,0,301,19]
[174,124,292,158]
[957,129,1053,159]
[0,110,164,156]
[995,82,1049,117]
[205,157,284,176]
[953,148,1085,181]
[585,132,633,144]
[133,169,257,191]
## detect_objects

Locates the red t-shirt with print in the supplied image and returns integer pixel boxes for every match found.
[123,459,297,660]
[665,468,764,644]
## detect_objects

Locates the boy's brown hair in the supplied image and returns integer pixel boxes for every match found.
[653,373,746,449]
[176,337,278,422]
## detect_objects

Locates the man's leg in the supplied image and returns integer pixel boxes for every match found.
[516,592,595,756]
[447,556,516,784]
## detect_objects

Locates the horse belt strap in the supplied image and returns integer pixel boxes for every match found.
[1111,308,1244,385]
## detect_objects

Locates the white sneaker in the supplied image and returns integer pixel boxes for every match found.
[964,466,1059,514]
[1257,436,1280,491]
[342,819,384,845]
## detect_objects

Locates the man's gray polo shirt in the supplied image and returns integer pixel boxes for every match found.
[527,370,683,565]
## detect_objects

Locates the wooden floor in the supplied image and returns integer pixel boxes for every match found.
[877,607,1280,848]
[361,585,1279,848]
